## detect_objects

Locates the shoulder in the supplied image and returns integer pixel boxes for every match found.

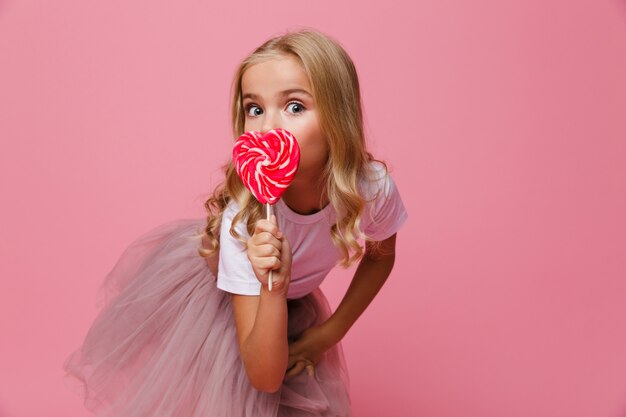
[358,160,396,202]
[358,160,408,241]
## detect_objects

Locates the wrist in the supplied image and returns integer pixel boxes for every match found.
[260,276,290,298]
[321,316,348,345]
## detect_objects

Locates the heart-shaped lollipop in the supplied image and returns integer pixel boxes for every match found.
[233,128,300,205]
[232,128,300,291]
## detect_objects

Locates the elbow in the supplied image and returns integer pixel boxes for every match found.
[364,252,396,271]
[239,332,289,393]
[247,370,284,393]
[241,352,287,393]
[254,380,282,394]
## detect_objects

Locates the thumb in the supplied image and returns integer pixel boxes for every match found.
[280,233,291,263]
[270,214,283,238]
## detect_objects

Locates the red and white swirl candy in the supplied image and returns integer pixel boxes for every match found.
[232,128,300,205]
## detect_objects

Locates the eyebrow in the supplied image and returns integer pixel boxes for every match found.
[242,88,313,100]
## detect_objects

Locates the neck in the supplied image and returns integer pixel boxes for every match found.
[282,172,329,215]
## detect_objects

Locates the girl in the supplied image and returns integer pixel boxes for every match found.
[63,29,408,417]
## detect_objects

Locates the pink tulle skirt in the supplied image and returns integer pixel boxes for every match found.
[62,218,352,417]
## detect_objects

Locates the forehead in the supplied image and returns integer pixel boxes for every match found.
[241,55,312,96]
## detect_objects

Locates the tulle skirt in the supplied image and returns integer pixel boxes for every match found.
[62,218,352,417]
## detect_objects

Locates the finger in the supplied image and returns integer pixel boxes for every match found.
[287,356,296,371]
[286,352,302,370]
[269,257,281,271]
[256,232,282,249]
[262,235,281,251]
[263,244,280,258]
[251,242,280,258]
[253,256,281,271]
[270,214,284,239]
[248,236,281,258]
[249,242,281,262]
[306,363,315,377]
[254,219,279,237]
[285,361,306,380]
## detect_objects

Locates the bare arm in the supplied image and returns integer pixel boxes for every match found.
[324,233,397,342]
[230,216,292,393]
[231,286,288,393]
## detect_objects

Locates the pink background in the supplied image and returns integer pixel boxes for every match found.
[1,0,626,416]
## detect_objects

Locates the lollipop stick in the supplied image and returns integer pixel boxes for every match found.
[267,203,273,292]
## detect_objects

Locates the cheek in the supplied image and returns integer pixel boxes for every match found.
[243,118,254,131]
[301,132,328,162]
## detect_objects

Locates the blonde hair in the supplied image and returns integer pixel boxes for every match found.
[198,28,387,267]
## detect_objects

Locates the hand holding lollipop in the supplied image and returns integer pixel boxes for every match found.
[233,128,300,291]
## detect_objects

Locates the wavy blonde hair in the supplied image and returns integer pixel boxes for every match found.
[198,28,387,267]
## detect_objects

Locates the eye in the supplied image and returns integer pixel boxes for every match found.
[245,104,263,117]
[286,102,305,114]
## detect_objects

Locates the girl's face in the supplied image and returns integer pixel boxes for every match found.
[241,54,329,179]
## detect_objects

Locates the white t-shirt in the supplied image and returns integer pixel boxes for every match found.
[216,161,408,299]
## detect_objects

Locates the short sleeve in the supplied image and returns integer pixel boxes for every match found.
[362,165,409,242]
[216,201,262,296]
